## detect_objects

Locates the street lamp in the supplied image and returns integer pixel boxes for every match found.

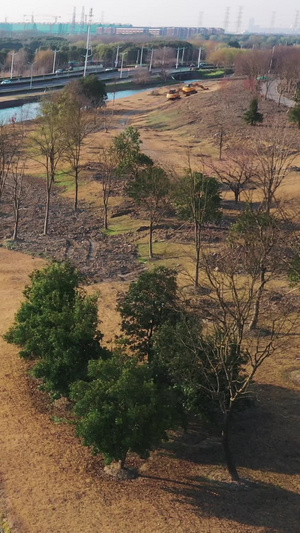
[175,47,182,69]
[115,45,120,68]
[83,24,91,77]
[181,47,186,65]
[10,51,18,79]
[149,48,154,72]
[197,47,202,68]
[52,49,58,74]
[139,45,144,66]
[29,61,36,89]
[120,52,126,79]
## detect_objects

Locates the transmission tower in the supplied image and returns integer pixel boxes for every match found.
[292,10,300,33]
[198,11,204,27]
[270,11,276,30]
[236,6,243,34]
[80,6,85,27]
[224,7,230,32]
[71,7,76,27]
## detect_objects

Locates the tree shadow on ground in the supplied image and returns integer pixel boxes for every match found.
[163,383,300,477]
[162,475,300,533]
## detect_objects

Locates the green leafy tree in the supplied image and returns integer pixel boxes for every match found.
[71,355,176,469]
[174,171,222,287]
[5,262,107,397]
[77,75,107,108]
[112,126,153,180]
[126,166,170,258]
[243,97,263,125]
[117,266,179,360]
[288,103,300,128]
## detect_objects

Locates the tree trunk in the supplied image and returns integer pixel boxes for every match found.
[219,128,223,160]
[222,408,240,482]
[195,222,201,287]
[74,167,79,211]
[12,204,19,240]
[104,202,108,230]
[249,265,267,330]
[120,451,127,470]
[234,188,239,204]
[44,182,51,236]
[149,219,153,258]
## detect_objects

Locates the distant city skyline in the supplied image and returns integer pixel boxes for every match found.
[1,0,299,32]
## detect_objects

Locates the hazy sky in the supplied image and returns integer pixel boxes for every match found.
[1,0,298,31]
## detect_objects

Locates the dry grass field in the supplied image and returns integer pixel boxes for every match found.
[1,80,300,532]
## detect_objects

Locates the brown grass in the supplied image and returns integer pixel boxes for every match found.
[1,80,300,532]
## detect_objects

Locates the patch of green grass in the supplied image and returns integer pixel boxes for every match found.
[202,70,225,79]
[0,514,12,533]
[147,110,180,130]
[137,241,194,271]
[55,171,75,193]
[104,215,149,235]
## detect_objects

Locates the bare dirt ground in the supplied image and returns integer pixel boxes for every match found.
[1,80,300,532]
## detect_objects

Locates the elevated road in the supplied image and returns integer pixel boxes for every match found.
[0,67,193,98]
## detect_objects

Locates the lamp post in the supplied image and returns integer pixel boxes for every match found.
[120,52,126,79]
[162,45,166,66]
[175,47,182,69]
[181,47,186,65]
[136,48,140,65]
[83,24,91,77]
[197,47,202,68]
[29,61,36,89]
[115,45,120,68]
[52,49,58,74]
[10,51,17,79]
[149,48,154,72]
[139,45,144,66]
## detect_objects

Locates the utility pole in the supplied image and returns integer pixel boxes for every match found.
[197,47,202,68]
[140,45,144,66]
[52,49,58,74]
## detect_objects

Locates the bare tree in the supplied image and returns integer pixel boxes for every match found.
[207,146,258,204]
[127,165,170,258]
[98,148,118,230]
[60,85,98,211]
[253,124,296,213]
[31,96,65,235]
[196,239,293,481]
[0,123,20,203]
[174,169,222,286]
[7,159,27,240]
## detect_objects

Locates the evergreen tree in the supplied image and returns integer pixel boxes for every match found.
[243,97,263,125]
